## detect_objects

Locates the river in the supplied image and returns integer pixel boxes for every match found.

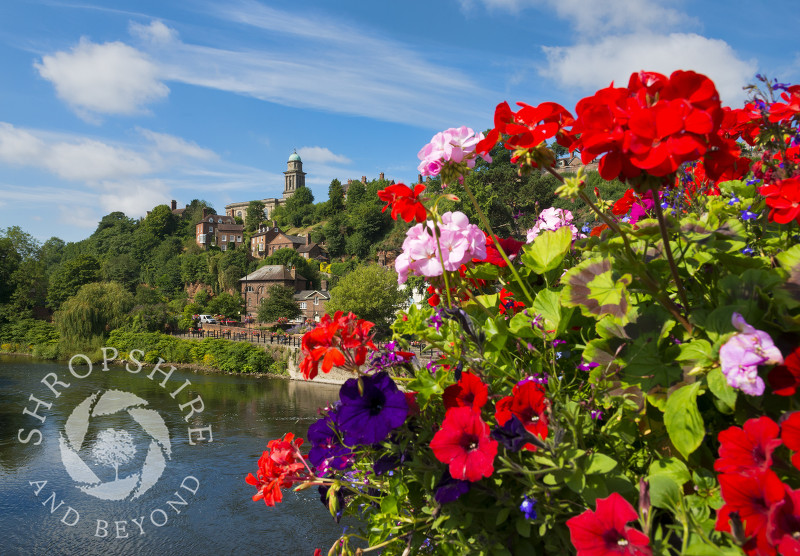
[0,354,348,555]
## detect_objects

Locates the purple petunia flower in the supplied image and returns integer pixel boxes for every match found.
[591,410,603,420]
[491,415,537,452]
[719,312,783,396]
[307,414,352,474]
[520,496,537,520]
[577,362,600,372]
[336,372,408,445]
[434,469,470,504]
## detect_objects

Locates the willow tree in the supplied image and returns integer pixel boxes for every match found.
[55,282,134,349]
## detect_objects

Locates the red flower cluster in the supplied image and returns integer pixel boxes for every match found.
[570,70,742,185]
[377,183,427,224]
[566,492,651,556]
[430,406,498,482]
[495,381,549,451]
[300,312,376,380]
[498,288,525,315]
[768,85,800,124]
[715,414,800,554]
[476,101,575,167]
[246,433,310,507]
[473,233,525,268]
[769,346,800,396]
[760,177,800,224]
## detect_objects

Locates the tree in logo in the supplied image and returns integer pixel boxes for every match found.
[91,429,136,482]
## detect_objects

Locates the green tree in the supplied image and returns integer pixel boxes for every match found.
[346,181,366,208]
[326,264,405,336]
[1,226,40,260]
[206,291,244,318]
[245,201,266,233]
[140,205,178,240]
[257,285,301,323]
[47,254,102,309]
[323,215,347,258]
[102,254,140,291]
[0,237,21,307]
[260,248,320,288]
[55,281,134,348]
[328,179,345,213]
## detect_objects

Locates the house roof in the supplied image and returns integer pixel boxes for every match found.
[297,242,323,253]
[239,265,308,282]
[217,224,244,232]
[293,290,330,300]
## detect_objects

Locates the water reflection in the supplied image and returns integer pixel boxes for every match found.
[0,355,347,555]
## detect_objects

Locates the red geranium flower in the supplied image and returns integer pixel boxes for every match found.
[430,406,498,482]
[498,288,525,315]
[714,417,782,475]
[781,412,800,471]
[246,433,310,507]
[566,492,652,556]
[716,470,785,552]
[300,312,376,380]
[769,347,800,396]
[442,371,488,412]
[473,233,524,267]
[768,85,800,124]
[760,178,800,225]
[495,381,549,450]
[377,182,427,224]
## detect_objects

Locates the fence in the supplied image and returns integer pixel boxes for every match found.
[171,328,440,360]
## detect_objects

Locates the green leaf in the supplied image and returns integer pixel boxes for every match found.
[380,494,397,514]
[676,340,713,367]
[532,289,563,337]
[408,370,443,409]
[515,517,531,537]
[495,507,510,526]
[508,312,538,339]
[648,474,681,510]
[664,382,705,459]
[707,367,737,411]
[585,453,618,475]
[520,226,572,274]
[649,457,691,486]
[562,258,632,323]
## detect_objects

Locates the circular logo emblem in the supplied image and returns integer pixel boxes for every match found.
[58,389,172,501]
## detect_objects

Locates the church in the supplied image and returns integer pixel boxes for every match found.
[224,151,306,223]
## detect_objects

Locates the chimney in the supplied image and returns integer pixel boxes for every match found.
[171,199,177,210]
[272,219,278,228]
[379,172,384,181]
[321,279,328,292]
[290,265,296,280]
[306,233,312,245]
[361,175,367,184]
[417,174,423,183]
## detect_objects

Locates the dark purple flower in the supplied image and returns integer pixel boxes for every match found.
[307,415,352,473]
[373,454,400,476]
[430,311,443,332]
[591,410,603,420]
[577,362,600,372]
[520,495,537,520]
[491,415,537,452]
[336,372,408,446]
[434,469,470,504]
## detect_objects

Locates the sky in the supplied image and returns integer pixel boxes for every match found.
[0,0,798,243]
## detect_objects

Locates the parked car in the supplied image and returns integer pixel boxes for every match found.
[198,314,217,324]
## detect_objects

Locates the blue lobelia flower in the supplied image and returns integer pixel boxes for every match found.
[520,495,537,520]
[741,207,758,221]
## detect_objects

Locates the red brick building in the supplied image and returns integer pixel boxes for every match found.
[196,214,245,251]
[239,265,310,320]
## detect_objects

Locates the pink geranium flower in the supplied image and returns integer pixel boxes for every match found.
[719,313,783,396]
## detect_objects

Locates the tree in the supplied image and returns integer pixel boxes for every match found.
[102,254,140,292]
[140,205,178,240]
[55,281,134,346]
[47,254,102,309]
[257,285,301,323]
[1,226,40,260]
[246,201,266,233]
[346,181,366,208]
[328,179,345,213]
[325,264,406,336]
[92,428,135,481]
[206,291,244,318]
[260,248,320,288]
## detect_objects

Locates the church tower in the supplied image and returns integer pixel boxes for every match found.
[283,150,306,199]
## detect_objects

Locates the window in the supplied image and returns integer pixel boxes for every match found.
[197,234,206,243]
[221,244,227,251]
[237,211,242,217]
[246,286,254,292]
[209,226,213,233]
[300,302,307,310]
[221,235,227,242]
[258,244,264,251]
[314,297,319,305]
[209,218,215,223]
[238,236,242,242]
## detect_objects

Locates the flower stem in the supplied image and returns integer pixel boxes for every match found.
[460,179,535,305]
[650,184,690,312]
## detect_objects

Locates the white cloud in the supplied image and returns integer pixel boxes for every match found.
[0,123,46,164]
[34,38,169,118]
[45,139,152,181]
[458,0,692,35]
[541,33,756,106]
[138,128,217,160]
[58,204,100,229]
[297,147,352,166]
[97,179,170,217]
[129,20,177,45]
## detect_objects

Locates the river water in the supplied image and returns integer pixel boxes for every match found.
[0,354,347,555]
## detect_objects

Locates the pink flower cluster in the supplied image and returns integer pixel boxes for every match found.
[395,211,486,284]
[719,312,784,396]
[417,126,492,178]
[525,207,583,243]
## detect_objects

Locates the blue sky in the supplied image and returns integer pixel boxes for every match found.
[1,0,798,243]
